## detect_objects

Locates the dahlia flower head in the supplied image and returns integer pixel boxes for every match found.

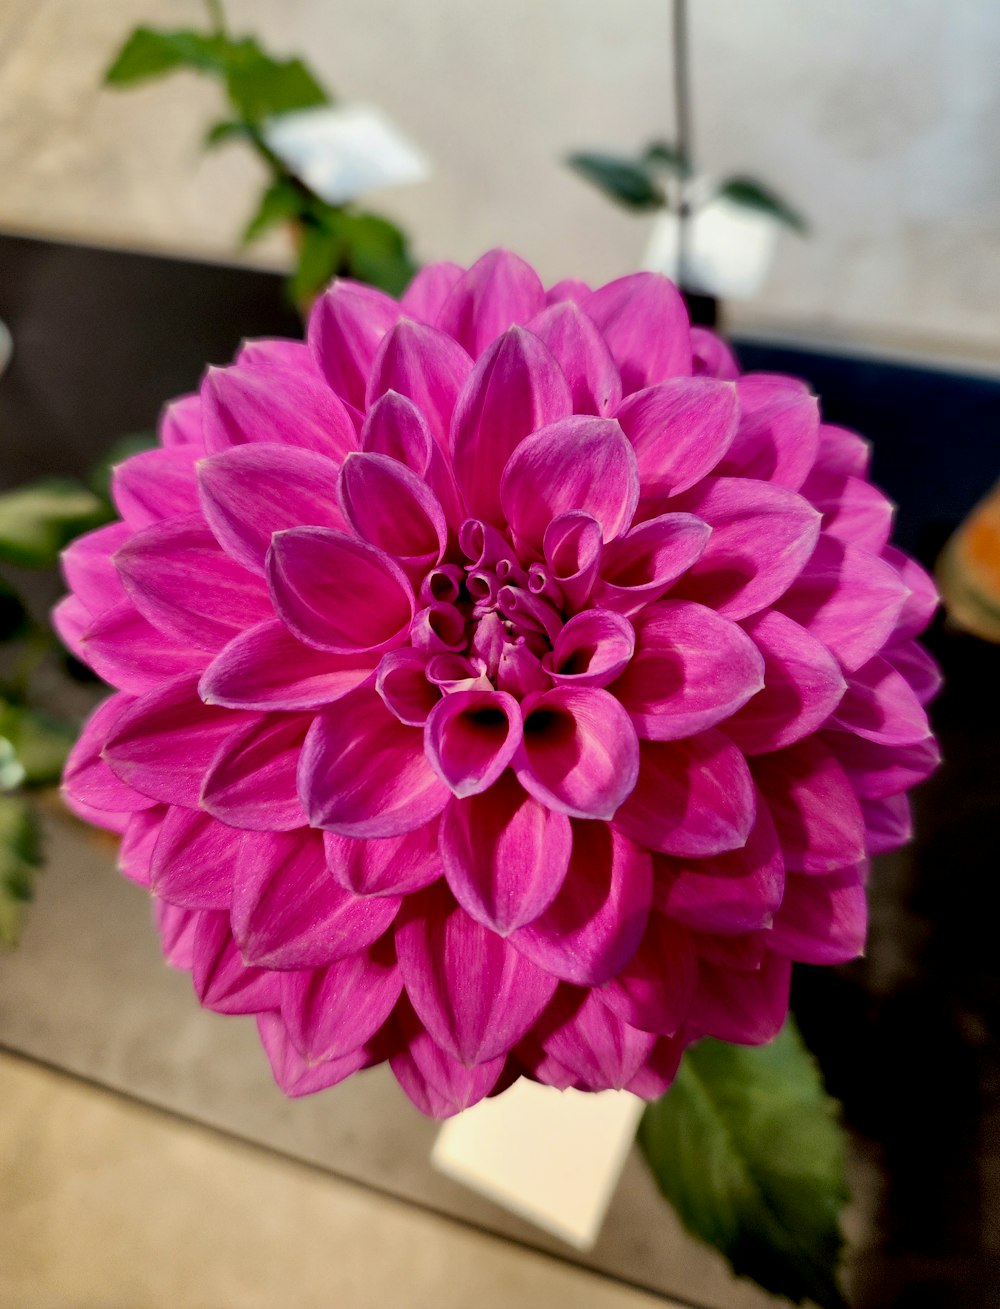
[58,250,940,1117]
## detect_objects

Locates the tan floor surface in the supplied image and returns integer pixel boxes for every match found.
[0,1051,681,1309]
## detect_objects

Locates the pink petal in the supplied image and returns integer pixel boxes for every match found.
[544,610,636,688]
[690,327,740,380]
[148,806,240,910]
[192,911,282,1015]
[81,603,206,694]
[614,377,739,499]
[360,390,464,528]
[103,676,249,807]
[257,1011,373,1098]
[439,775,573,934]
[366,319,473,448]
[861,792,912,854]
[541,989,657,1091]
[829,655,932,746]
[511,821,652,985]
[515,686,640,820]
[281,940,402,1062]
[201,362,356,460]
[118,806,164,886]
[201,713,309,831]
[769,868,867,965]
[307,278,401,409]
[612,600,764,739]
[882,639,942,706]
[598,913,697,1036]
[541,512,604,610]
[396,882,557,1064]
[154,900,199,968]
[582,272,691,392]
[687,951,792,1045]
[814,422,871,478]
[112,448,200,527]
[615,730,756,857]
[526,299,622,416]
[114,514,271,652]
[374,648,439,725]
[198,444,346,574]
[778,535,910,672]
[822,730,940,800]
[338,451,447,565]
[60,521,130,616]
[437,249,546,358]
[236,337,316,373]
[400,260,465,321]
[751,737,867,874]
[592,512,711,616]
[691,930,766,971]
[724,610,847,755]
[159,393,203,449]
[882,545,939,641]
[624,1037,685,1098]
[267,527,413,654]
[390,1012,505,1117]
[451,325,572,525]
[653,799,785,935]
[500,416,640,552]
[800,470,894,554]
[200,619,376,711]
[51,595,89,660]
[231,828,399,969]
[325,823,442,898]
[666,478,821,621]
[718,375,820,490]
[299,687,449,837]
[61,694,155,817]
[425,689,522,798]
[545,277,591,305]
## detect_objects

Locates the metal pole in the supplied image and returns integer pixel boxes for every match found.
[672,0,693,289]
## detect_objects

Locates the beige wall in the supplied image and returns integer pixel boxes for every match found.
[1,0,998,359]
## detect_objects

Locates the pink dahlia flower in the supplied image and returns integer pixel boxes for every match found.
[57,250,940,1116]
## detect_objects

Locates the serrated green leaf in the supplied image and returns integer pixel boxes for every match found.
[104,27,228,84]
[639,1020,849,1309]
[643,139,690,175]
[338,211,416,297]
[243,177,306,244]
[224,44,328,124]
[716,176,809,234]
[0,480,106,568]
[0,704,77,786]
[0,793,42,946]
[88,431,158,503]
[567,152,665,211]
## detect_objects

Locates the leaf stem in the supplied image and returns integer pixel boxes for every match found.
[205,0,227,37]
[672,0,694,288]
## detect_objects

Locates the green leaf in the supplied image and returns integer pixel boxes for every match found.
[716,176,809,234]
[104,27,228,84]
[0,480,106,568]
[88,432,158,503]
[0,793,42,946]
[338,211,416,297]
[290,221,344,306]
[639,1020,849,1309]
[642,139,690,175]
[0,704,77,786]
[243,177,306,244]
[204,119,252,149]
[567,152,665,211]
[223,42,328,124]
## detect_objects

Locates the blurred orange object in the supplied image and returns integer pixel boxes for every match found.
[938,477,1000,642]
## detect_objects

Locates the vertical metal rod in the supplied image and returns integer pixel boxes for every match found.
[672,0,693,289]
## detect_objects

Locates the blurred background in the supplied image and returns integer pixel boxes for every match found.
[2,0,998,359]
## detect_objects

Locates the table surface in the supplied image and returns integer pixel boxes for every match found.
[2,231,999,1309]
